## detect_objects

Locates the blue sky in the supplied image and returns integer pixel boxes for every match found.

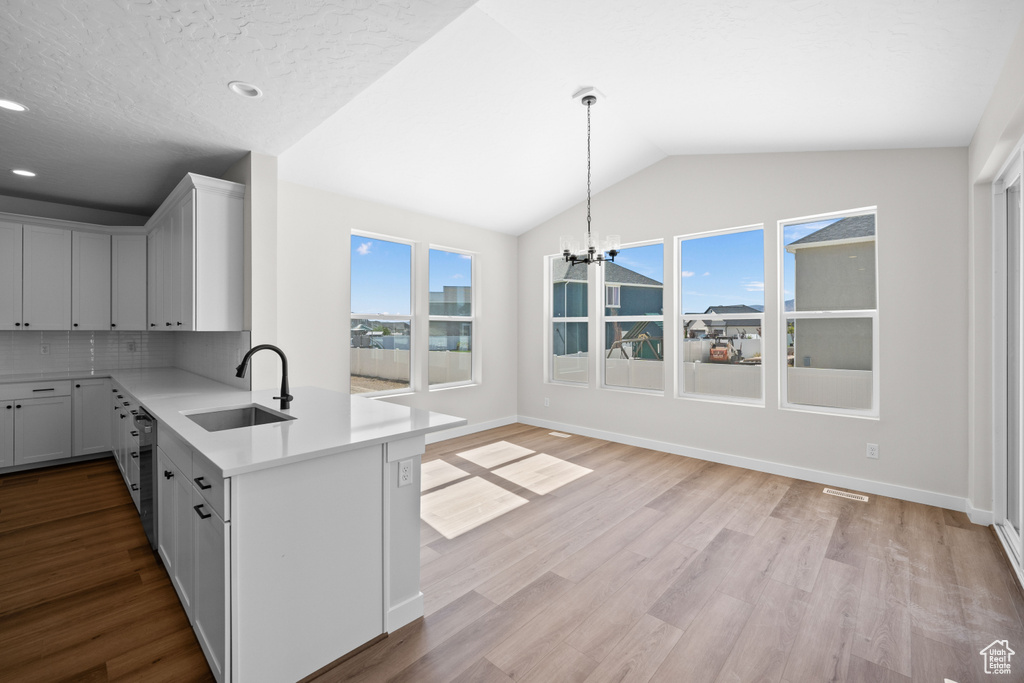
[350,236,411,315]
[614,243,664,283]
[679,230,764,314]
[350,237,472,315]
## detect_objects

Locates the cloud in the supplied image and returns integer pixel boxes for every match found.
[745,281,765,292]
[451,274,464,280]
[681,270,695,278]
[460,254,472,260]
[356,241,372,256]
[703,272,710,276]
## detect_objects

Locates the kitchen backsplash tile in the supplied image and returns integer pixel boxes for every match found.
[174,331,251,389]
[0,330,235,380]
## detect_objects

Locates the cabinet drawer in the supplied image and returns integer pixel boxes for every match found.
[161,428,192,478]
[0,380,72,401]
[192,452,229,522]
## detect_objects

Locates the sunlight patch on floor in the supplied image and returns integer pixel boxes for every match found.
[421,460,471,492]
[420,477,528,539]
[492,453,593,495]
[456,441,534,469]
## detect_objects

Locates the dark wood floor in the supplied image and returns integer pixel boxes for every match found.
[4,425,1023,682]
[0,457,214,682]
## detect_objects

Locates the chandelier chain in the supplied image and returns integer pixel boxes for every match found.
[586,98,592,240]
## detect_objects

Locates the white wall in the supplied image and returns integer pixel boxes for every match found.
[967,17,1024,514]
[518,149,970,507]
[276,181,518,430]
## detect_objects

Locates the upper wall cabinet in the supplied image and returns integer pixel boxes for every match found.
[22,225,72,330]
[147,174,244,332]
[72,231,112,330]
[111,234,147,331]
[0,221,23,331]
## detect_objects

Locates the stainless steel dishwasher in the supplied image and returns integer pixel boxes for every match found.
[135,408,158,550]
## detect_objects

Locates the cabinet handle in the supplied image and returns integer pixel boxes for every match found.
[177,322,182,326]
[117,395,123,398]
[32,388,54,392]
[131,451,138,459]
[112,389,117,393]
[150,323,156,327]
[5,405,10,410]
[130,430,138,437]
[16,405,21,409]
[75,384,81,388]
[193,504,212,520]
[194,476,212,490]
[131,484,139,491]
[165,322,172,326]
[23,323,28,327]
[122,401,129,406]
[111,323,116,328]
[164,470,174,479]
[73,323,78,327]
[14,322,19,326]
[120,414,126,419]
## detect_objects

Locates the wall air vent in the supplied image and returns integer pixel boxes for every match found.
[823,487,869,502]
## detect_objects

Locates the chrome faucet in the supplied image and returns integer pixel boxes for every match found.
[235,344,293,410]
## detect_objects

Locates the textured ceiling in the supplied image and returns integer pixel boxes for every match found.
[281,0,1024,234]
[0,0,475,216]
[2,1,1023,232]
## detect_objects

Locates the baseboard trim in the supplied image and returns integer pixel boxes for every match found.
[426,415,519,444]
[519,415,993,524]
[387,592,424,633]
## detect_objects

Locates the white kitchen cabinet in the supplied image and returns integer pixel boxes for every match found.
[145,174,243,332]
[193,487,229,682]
[73,379,112,456]
[157,446,197,619]
[0,222,23,331]
[22,225,71,330]
[13,395,72,465]
[0,401,13,468]
[71,231,111,330]
[111,234,147,330]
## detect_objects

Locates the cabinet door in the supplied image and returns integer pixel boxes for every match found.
[147,231,159,330]
[72,379,112,456]
[193,488,228,682]
[22,225,71,330]
[0,222,22,331]
[172,467,195,617]
[112,234,147,330]
[71,232,111,330]
[157,449,177,570]
[13,395,72,464]
[163,215,179,330]
[0,401,13,468]
[178,191,195,331]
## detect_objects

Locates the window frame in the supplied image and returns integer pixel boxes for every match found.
[350,230,416,397]
[605,285,621,309]
[546,253,591,387]
[778,207,880,418]
[600,239,666,395]
[675,224,766,406]
[428,245,477,390]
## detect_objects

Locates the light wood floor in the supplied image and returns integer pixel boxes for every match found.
[3,425,1023,682]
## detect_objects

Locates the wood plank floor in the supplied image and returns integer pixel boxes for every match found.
[0,457,214,682]
[4,425,1024,682]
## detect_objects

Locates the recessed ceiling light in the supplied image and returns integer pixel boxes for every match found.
[228,81,263,99]
[0,99,28,112]
[12,169,36,177]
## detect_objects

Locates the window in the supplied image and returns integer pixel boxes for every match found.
[550,257,589,384]
[350,235,412,394]
[429,248,473,386]
[679,226,764,402]
[605,285,621,308]
[603,242,664,391]
[781,209,878,414]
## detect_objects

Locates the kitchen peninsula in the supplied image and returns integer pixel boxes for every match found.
[110,368,463,682]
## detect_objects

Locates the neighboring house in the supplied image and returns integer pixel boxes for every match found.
[350,319,410,349]
[785,214,876,370]
[684,305,762,338]
[429,285,472,316]
[552,260,664,357]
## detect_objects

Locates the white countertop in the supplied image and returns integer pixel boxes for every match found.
[1,367,466,477]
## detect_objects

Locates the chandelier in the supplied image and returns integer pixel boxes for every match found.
[561,90,619,266]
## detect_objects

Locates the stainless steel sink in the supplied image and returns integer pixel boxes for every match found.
[186,405,295,432]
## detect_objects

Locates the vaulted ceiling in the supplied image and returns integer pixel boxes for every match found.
[2,1,1022,233]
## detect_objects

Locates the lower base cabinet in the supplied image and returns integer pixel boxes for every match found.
[14,395,72,465]
[157,448,195,619]
[193,489,228,682]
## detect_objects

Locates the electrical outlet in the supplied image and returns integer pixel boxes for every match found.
[544,398,550,407]
[127,341,136,352]
[39,343,49,355]
[398,460,413,487]
[866,443,879,459]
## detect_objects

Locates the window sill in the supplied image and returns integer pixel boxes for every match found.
[429,381,477,392]
[677,393,765,408]
[780,402,879,420]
